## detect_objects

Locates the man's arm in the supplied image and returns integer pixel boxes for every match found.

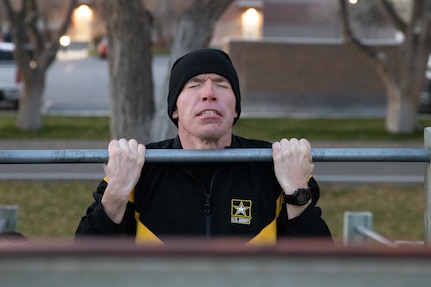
[75,139,145,238]
[75,180,137,237]
[272,138,332,238]
[272,138,314,219]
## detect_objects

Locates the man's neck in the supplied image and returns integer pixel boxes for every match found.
[178,133,232,150]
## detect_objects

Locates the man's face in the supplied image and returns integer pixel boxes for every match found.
[172,73,238,143]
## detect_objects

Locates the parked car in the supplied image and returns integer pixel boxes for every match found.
[0,42,21,110]
[97,38,108,59]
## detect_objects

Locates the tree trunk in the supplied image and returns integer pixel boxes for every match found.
[16,70,45,130]
[376,52,423,134]
[384,81,417,133]
[103,0,154,143]
[3,0,77,131]
[151,0,233,141]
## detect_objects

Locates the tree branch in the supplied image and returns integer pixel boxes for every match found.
[40,0,77,69]
[176,0,233,50]
[57,0,78,37]
[381,0,408,33]
[24,0,44,58]
[339,0,381,61]
[2,0,14,15]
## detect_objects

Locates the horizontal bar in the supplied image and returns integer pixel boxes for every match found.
[0,148,429,164]
[356,226,397,248]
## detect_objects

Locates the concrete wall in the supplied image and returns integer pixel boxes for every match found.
[2,239,431,287]
[226,39,400,117]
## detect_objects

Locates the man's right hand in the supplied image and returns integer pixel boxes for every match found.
[101,138,146,223]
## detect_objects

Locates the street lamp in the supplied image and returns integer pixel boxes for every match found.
[241,8,262,40]
[72,4,93,42]
[59,35,71,48]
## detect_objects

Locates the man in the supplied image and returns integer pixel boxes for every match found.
[75,49,331,244]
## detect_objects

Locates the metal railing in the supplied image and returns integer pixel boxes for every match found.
[0,205,18,234]
[343,211,425,247]
[0,148,429,163]
[1,127,431,243]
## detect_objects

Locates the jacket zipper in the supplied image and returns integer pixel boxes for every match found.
[181,165,218,239]
[204,171,217,239]
[204,193,211,239]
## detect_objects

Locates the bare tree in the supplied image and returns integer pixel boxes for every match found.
[151,0,234,141]
[102,0,154,143]
[3,0,76,130]
[151,0,179,48]
[340,0,431,133]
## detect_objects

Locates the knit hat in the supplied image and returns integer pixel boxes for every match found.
[167,48,241,126]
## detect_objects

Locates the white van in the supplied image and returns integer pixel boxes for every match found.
[0,41,21,110]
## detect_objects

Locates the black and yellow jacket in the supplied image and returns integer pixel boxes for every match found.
[75,135,331,244]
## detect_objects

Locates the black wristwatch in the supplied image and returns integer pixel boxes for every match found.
[283,188,312,206]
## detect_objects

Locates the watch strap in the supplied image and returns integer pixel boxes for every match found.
[283,187,312,206]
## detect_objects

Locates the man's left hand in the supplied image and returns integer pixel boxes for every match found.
[272,138,314,194]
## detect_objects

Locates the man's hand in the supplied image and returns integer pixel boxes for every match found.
[272,138,314,218]
[101,138,146,223]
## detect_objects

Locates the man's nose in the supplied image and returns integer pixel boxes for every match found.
[201,81,217,101]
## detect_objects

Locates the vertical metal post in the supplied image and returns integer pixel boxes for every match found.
[0,205,18,233]
[424,127,431,244]
[343,211,373,246]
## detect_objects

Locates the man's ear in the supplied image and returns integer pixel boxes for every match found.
[172,108,179,119]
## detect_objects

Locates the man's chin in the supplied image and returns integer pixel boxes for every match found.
[198,126,230,138]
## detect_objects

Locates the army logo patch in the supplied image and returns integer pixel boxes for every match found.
[231,199,252,225]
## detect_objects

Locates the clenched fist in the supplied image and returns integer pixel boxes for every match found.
[101,138,146,223]
[272,138,314,195]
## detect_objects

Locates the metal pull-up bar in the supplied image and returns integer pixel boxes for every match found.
[0,148,429,164]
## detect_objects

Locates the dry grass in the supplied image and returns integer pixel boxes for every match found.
[0,180,96,241]
[0,180,425,243]
[318,182,424,244]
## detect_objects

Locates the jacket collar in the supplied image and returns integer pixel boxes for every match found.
[172,134,237,149]
[172,136,183,149]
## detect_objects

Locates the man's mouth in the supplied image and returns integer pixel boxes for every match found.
[198,110,221,116]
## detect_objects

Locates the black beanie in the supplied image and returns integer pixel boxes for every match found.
[167,49,241,126]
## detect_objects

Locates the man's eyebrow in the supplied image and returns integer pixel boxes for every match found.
[187,74,229,83]
[187,76,205,83]
[212,75,229,83]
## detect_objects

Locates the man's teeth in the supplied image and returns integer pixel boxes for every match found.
[201,110,217,116]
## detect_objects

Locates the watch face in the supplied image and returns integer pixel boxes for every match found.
[296,189,311,205]
[283,188,311,205]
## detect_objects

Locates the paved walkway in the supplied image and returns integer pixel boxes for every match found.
[0,138,424,150]
[0,139,108,149]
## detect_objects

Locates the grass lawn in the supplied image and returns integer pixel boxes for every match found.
[0,180,96,241]
[1,114,431,141]
[318,182,424,244]
[0,115,110,139]
[0,180,424,244]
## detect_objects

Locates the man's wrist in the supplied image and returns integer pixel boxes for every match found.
[283,184,307,195]
[283,187,312,206]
